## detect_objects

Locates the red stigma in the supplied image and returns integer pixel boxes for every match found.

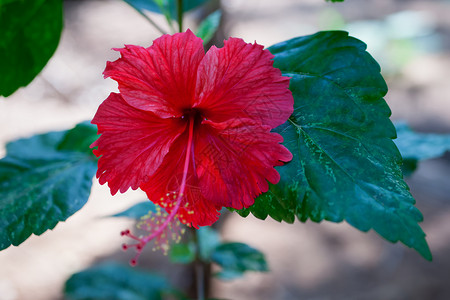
[130,259,137,267]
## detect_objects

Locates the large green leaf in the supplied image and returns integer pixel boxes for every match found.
[395,122,450,176]
[236,31,431,260]
[0,122,98,250]
[0,0,63,97]
[64,262,175,300]
[211,243,268,280]
[123,0,210,19]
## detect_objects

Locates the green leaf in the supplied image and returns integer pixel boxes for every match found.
[123,0,210,19]
[196,10,221,45]
[111,201,157,219]
[231,187,296,224]
[58,121,98,154]
[197,226,221,261]
[64,262,175,300]
[0,0,63,97]
[236,31,431,260]
[394,121,450,176]
[0,122,98,250]
[211,243,268,280]
[169,242,196,264]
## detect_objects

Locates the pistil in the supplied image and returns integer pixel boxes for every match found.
[121,114,195,265]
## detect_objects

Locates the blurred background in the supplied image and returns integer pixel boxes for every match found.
[1,0,449,299]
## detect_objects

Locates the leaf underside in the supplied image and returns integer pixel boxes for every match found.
[0,122,98,250]
[234,31,431,260]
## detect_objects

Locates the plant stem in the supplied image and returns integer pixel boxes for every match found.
[177,0,183,32]
[196,261,205,300]
[127,4,167,35]
[193,228,208,300]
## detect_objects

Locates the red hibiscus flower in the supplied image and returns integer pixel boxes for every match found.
[91,30,293,260]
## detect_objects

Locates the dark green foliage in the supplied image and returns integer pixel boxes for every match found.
[0,122,98,250]
[169,242,196,264]
[123,0,210,19]
[394,122,450,176]
[0,0,63,97]
[112,201,157,218]
[196,10,222,45]
[197,226,221,261]
[64,262,174,300]
[211,243,268,280]
[235,31,431,260]
[167,227,269,280]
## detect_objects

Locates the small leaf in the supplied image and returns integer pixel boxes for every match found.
[0,0,63,97]
[64,262,175,300]
[197,227,221,261]
[58,121,99,154]
[196,10,221,45]
[123,0,211,20]
[0,122,98,250]
[211,243,268,280]
[112,201,157,219]
[394,121,450,175]
[236,31,431,260]
[169,242,196,264]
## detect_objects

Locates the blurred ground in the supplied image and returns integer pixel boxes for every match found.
[0,0,449,299]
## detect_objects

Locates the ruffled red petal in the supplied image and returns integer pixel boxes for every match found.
[91,93,186,195]
[140,131,221,228]
[194,37,293,127]
[104,29,204,118]
[194,118,293,210]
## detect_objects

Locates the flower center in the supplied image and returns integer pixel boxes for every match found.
[182,107,204,127]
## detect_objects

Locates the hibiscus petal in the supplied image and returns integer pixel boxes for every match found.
[104,30,205,118]
[194,118,293,210]
[91,93,186,195]
[140,132,221,228]
[195,37,293,127]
